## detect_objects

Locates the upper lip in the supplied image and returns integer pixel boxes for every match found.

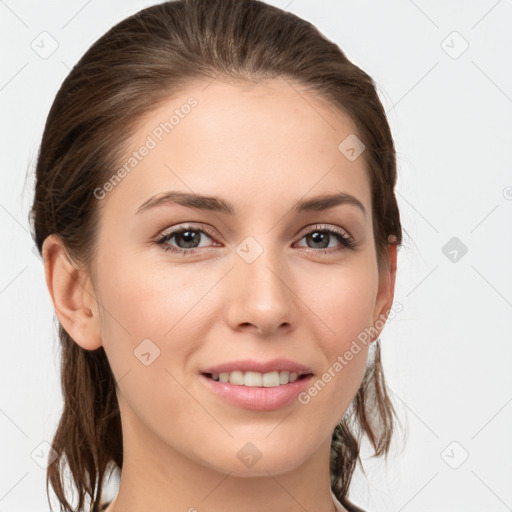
[201,358,314,375]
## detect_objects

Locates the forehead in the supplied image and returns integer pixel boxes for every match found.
[102,77,372,219]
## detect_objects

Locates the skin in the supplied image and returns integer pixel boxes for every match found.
[43,77,397,512]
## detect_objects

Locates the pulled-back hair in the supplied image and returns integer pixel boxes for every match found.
[30,0,403,510]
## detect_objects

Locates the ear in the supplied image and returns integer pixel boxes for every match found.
[42,234,102,351]
[370,235,398,342]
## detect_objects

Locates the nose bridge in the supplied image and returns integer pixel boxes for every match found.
[228,234,294,331]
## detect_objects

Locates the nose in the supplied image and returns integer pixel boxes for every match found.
[224,241,297,335]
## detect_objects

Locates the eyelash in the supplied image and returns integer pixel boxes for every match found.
[155,223,357,256]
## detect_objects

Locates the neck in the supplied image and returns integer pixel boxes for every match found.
[107,402,344,512]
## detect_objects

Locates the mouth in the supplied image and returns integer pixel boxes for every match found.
[199,371,315,411]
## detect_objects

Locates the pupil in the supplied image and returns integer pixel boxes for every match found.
[178,230,199,248]
[309,231,328,249]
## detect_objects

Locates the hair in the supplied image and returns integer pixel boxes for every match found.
[29,0,404,510]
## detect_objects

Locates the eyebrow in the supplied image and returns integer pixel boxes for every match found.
[135,190,366,218]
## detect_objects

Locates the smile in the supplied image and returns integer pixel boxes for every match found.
[200,373,314,411]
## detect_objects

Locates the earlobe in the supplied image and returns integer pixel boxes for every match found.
[42,234,102,351]
[371,237,398,341]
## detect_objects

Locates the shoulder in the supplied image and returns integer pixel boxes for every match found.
[347,504,366,512]
[331,490,366,512]
[343,499,366,512]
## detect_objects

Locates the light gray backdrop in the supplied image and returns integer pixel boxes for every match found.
[1,1,511,511]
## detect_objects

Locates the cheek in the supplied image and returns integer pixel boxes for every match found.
[93,252,211,429]
[311,261,378,345]
[305,263,377,407]
[96,246,210,340]
[93,245,231,406]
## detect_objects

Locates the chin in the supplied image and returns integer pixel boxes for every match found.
[205,448,308,478]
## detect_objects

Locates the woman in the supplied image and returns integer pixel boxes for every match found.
[30,0,403,510]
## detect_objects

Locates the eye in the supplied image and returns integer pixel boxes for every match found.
[156,224,218,255]
[155,223,357,256]
[294,224,356,255]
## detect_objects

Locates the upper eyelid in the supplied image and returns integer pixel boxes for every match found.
[298,223,352,238]
[158,223,216,239]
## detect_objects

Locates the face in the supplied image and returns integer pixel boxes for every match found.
[83,77,395,477]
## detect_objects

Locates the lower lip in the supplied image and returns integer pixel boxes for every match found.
[199,373,314,411]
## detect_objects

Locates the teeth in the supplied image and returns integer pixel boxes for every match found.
[209,370,301,387]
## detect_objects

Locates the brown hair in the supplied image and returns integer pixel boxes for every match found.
[30,0,403,510]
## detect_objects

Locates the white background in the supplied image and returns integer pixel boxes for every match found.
[1,1,511,511]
